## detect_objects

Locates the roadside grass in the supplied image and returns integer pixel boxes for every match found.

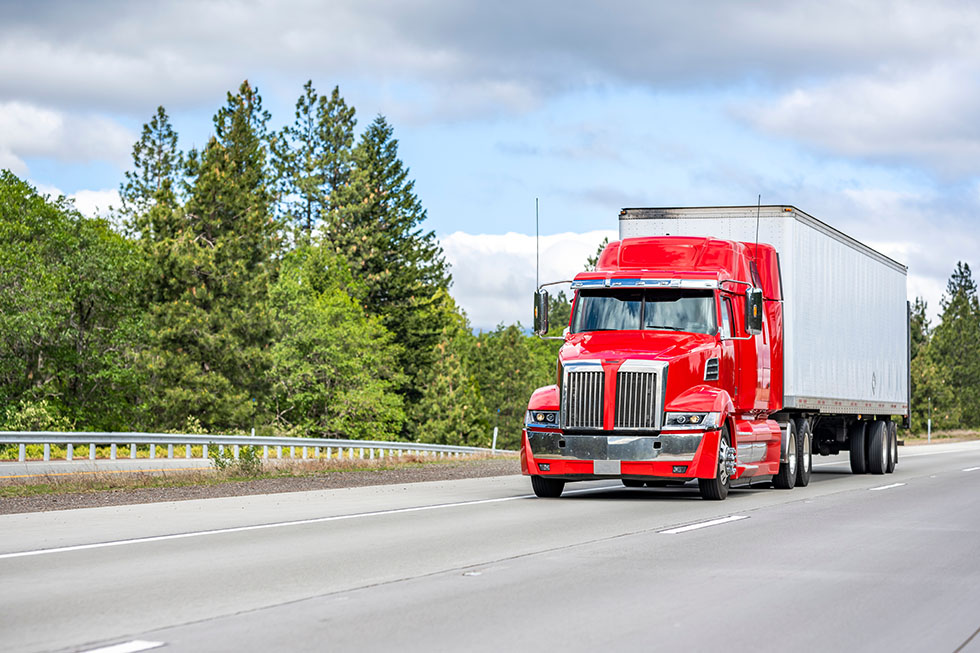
[0,453,514,499]
[903,429,980,445]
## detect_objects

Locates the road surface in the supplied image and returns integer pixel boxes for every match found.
[1,442,979,653]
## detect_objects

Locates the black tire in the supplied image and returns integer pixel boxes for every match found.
[530,475,565,498]
[773,422,797,489]
[849,422,867,474]
[886,421,898,473]
[795,418,812,487]
[622,479,645,488]
[867,420,888,475]
[698,427,732,500]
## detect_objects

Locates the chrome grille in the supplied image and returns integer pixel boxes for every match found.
[561,370,604,429]
[614,370,660,430]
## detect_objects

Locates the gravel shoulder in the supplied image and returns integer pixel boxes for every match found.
[0,458,522,515]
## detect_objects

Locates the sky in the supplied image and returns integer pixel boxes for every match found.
[2,0,978,330]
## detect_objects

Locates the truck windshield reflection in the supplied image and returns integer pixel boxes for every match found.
[571,289,717,335]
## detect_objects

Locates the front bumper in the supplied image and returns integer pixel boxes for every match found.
[522,428,721,480]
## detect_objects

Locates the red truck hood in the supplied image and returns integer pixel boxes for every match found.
[560,330,716,364]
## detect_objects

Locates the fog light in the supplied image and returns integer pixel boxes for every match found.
[538,463,550,471]
[672,465,687,474]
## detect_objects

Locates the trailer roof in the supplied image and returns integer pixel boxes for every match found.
[619,205,907,274]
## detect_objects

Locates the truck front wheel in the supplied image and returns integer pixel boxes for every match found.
[773,422,798,489]
[698,427,732,501]
[530,475,565,498]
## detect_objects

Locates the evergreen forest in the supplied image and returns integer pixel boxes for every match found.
[0,80,976,446]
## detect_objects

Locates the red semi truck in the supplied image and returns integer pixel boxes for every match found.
[523,206,909,500]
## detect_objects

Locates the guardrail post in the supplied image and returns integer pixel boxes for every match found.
[89,443,96,461]
[327,446,333,458]
[185,444,191,459]
[276,445,282,459]
[302,446,308,460]
[131,443,136,459]
[43,443,50,461]
[19,443,25,462]
[369,447,375,460]
[203,444,208,459]
[150,444,156,459]
[67,443,73,461]
[167,444,174,459]
[358,448,364,459]
[234,445,240,460]
[263,445,269,460]
[290,445,295,459]
[348,447,354,459]
[110,444,117,460]
[379,448,385,459]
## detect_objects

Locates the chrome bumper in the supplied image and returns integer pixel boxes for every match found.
[527,431,705,462]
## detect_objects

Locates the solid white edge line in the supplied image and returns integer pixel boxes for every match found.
[81,640,165,653]
[0,482,626,561]
[963,466,980,472]
[659,515,748,534]
[869,482,906,491]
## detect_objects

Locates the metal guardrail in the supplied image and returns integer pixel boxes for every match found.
[0,431,508,464]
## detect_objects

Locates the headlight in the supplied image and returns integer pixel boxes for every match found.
[526,410,559,427]
[664,412,721,430]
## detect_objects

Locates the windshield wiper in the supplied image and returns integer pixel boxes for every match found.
[646,325,684,331]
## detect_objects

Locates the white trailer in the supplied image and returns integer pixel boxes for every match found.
[618,205,910,420]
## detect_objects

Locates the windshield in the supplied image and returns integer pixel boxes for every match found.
[571,289,717,335]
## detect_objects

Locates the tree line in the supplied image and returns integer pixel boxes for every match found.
[0,80,974,446]
[0,80,562,449]
[909,262,980,432]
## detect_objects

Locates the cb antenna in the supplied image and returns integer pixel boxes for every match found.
[535,197,540,290]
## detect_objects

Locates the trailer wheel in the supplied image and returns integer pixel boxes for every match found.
[794,418,812,487]
[530,475,565,498]
[698,428,732,500]
[622,479,645,488]
[773,423,797,489]
[867,421,888,475]
[886,421,898,473]
[848,422,867,474]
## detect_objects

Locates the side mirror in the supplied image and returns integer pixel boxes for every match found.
[745,287,763,335]
[534,290,550,335]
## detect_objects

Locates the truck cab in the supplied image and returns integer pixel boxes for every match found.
[522,236,794,500]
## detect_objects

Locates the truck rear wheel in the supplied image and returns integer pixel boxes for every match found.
[886,421,898,473]
[773,423,797,489]
[698,428,732,500]
[794,418,812,487]
[530,475,565,498]
[867,421,888,475]
[849,422,867,474]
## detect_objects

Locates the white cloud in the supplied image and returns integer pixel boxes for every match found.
[443,230,615,330]
[740,63,980,175]
[71,189,121,220]
[0,102,134,166]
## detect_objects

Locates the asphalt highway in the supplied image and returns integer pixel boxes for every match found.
[2,442,979,653]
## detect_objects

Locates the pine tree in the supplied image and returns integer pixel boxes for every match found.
[325,115,451,404]
[272,82,356,239]
[413,294,487,445]
[120,106,183,226]
[909,296,929,360]
[144,81,281,430]
[929,262,980,427]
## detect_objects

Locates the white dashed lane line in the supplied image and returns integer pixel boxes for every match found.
[869,483,906,491]
[659,515,749,534]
